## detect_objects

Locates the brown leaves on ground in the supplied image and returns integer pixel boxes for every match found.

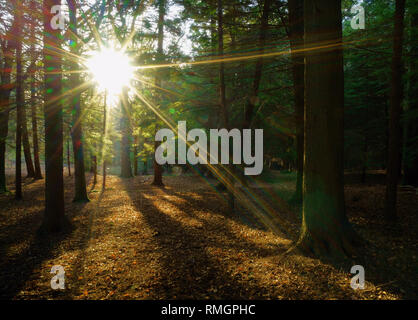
[0,173,416,300]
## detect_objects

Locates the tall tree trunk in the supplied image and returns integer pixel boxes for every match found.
[92,154,97,184]
[217,0,234,212]
[91,142,97,184]
[102,91,107,192]
[68,0,89,202]
[22,106,35,178]
[218,1,228,131]
[297,0,360,257]
[0,91,10,193]
[30,67,43,177]
[207,16,217,130]
[385,0,406,221]
[143,159,147,175]
[152,0,165,186]
[29,0,43,180]
[243,0,271,129]
[40,0,68,232]
[134,135,138,176]
[120,88,133,178]
[15,2,23,200]
[403,10,418,187]
[0,21,16,193]
[152,133,163,185]
[288,0,304,202]
[238,0,271,187]
[67,135,71,176]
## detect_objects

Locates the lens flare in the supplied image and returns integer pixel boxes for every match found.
[85,48,134,96]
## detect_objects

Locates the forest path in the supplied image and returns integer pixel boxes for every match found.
[0,174,405,299]
[64,175,296,299]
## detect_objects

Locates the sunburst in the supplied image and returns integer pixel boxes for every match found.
[84,46,135,100]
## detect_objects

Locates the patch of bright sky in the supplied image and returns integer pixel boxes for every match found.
[57,0,193,57]
[139,1,193,57]
[166,4,193,56]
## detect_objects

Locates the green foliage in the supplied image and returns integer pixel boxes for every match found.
[2,0,417,178]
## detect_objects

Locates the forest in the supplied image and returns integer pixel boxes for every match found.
[0,0,417,301]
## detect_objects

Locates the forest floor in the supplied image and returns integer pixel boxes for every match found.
[0,171,417,300]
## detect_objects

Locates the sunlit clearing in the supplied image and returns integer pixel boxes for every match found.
[86,48,134,97]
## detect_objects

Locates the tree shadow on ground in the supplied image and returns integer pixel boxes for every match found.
[137,176,417,299]
[0,174,93,299]
[158,182,297,239]
[122,178,293,299]
[156,187,289,257]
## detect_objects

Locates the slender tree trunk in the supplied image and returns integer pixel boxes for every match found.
[22,105,35,178]
[102,162,107,190]
[67,136,71,176]
[152,133,163,185]
[92,155,97,184]
[30,73,42,180]
[40,0,68,232]
[134,135,138,176]
[385,0,406,221]
[0,21,15,193]
[237,0,271,187]
[68,0,89,202]
[29,0,43,180]
[92,143,97,184]
[217,1,228,130]
[143,160,147,175]
[90,154,95,173]
[243,0,271,129]
[120,88,133,178]
[217,0,234,211]
[102,91,107,192]
[15,3,23,200]
[296,0,360,257]
[0,106,9,193]
[207,16,217,130]
[152,0,165,186]
[403,11,418,187]
[288,0,304,202]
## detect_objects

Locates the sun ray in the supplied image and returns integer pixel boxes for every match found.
[132,89,290,236]
[44,44,88,65]
[77,2,105,49]
[132,76,218,109]
[133,37,377,70]
[84,47,134,96]
[44,81,93,109]
[34,2,372,238]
